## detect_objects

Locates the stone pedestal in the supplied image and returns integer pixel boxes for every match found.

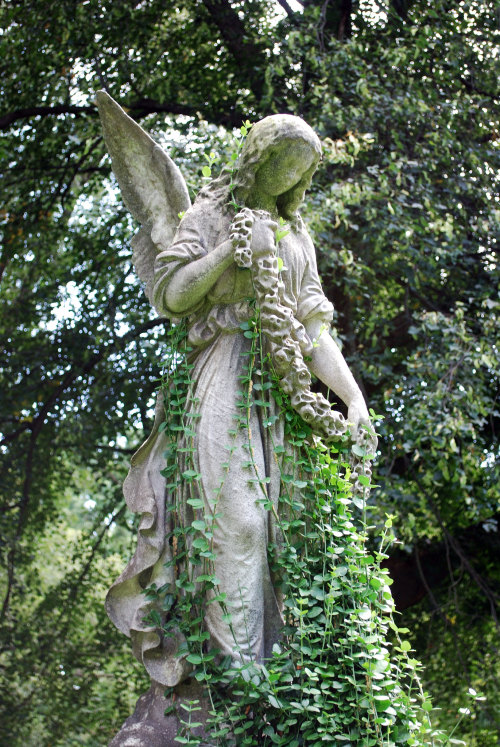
[109,680,212,747]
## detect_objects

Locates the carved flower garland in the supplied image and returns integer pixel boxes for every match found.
[230,207,374,495]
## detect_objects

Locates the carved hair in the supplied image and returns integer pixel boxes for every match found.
[234,114,322,219]
[197,114,322,219]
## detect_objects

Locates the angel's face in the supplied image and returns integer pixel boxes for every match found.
[253,140,317,198]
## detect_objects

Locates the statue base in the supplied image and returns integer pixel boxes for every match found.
[109,679,213,747]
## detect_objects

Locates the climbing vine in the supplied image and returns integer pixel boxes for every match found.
[142,303,459,747]
[141,127,465,746]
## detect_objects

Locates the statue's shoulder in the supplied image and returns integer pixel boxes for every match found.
[172,192,233,251]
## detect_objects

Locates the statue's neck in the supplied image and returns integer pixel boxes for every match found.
[245,189,278,217]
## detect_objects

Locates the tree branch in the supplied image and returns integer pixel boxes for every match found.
[68,503,127,604]
[0,105,95,129]
[276,0,297,18]
[0,99,239,132]
[201,0,267,100]
[0,421,32,447]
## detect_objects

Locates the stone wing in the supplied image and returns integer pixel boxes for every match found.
[96,90,191,306]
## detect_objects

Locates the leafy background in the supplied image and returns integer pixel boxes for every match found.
[0,0,498,744]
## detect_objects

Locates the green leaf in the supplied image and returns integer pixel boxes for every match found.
[191,520,206,532]
[182,469,201,480]
[268,694,281,708]
[275,228,289,243]
[351,443,367,457]
[186,498,205,509]
[192,537,209,550]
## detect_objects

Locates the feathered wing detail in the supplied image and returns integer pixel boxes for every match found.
[96,90,191,306]
[130,226,158,306]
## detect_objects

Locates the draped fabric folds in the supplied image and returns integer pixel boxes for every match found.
[106,199,333,686]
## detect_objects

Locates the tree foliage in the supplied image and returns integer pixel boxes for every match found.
[0,1,498,744]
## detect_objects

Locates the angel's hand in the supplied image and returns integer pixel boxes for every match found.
[251,215,278,257]
[348,395,378,453]
[348,394,370,433]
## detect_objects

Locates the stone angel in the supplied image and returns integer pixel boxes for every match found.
[97,91,376,701]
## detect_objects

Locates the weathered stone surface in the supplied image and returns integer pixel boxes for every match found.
[109,681,212,747]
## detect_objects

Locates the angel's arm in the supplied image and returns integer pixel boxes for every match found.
[156,238,234,314]
[304,317,370,432]
[295,230,369,433]
[154,211,277,315]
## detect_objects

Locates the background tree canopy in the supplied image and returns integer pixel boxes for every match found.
[0,0,498,744]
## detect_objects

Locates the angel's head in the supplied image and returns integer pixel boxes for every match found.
[233,114,322,219]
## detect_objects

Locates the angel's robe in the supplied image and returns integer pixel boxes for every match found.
[105,196,333,687]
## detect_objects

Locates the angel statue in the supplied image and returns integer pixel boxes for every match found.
[97,92,375,744]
